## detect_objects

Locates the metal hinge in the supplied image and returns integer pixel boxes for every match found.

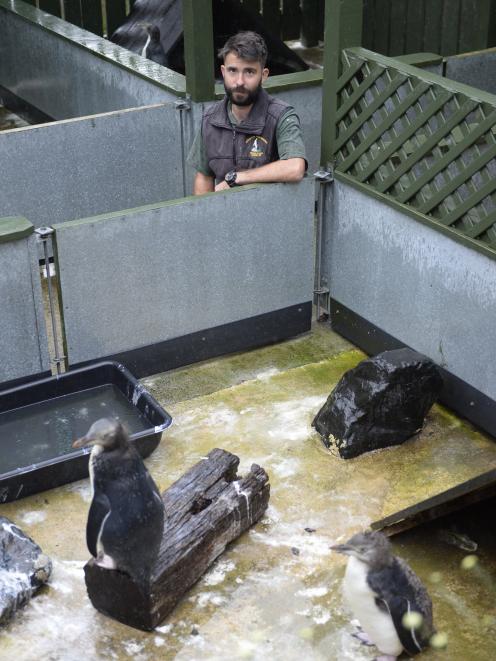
[175,98,191,111]
[314,169,333,183]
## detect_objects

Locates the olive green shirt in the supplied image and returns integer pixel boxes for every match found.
[187,103,306,177]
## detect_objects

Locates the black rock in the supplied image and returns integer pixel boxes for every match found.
[312,348,443,459]
[0,516,52,624]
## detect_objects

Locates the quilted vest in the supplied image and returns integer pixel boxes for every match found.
[202,88,290,181]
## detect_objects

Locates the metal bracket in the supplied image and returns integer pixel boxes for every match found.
[175,98,191,111]
[313,169,333,183]
[35,226,55,240]
[313,170,332,322]
[35,226,65,375]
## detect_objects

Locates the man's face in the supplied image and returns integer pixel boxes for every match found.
[221,52,269,107]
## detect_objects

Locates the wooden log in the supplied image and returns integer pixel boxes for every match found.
[84,448,270,631]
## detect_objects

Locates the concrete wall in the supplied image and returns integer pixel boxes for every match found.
[0,2,181,120]
[0,225,50,385]
[0,104,184,228]
[325,180,496,402]
[445,49,496,95]
[53,178,315,366]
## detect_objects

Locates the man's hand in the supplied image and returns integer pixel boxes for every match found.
[214,181,230,192]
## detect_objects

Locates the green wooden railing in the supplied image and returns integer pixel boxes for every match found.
[333,47,496,259]
[26,0,322,43]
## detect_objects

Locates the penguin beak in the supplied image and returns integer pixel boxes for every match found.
[72,433,93,449]
[330,543,353,555]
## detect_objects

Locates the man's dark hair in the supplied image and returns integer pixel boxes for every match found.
[218,31,268,68]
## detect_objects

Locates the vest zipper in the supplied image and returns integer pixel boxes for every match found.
[232,127,237,167]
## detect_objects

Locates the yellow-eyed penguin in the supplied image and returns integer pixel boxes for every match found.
[73,418,164,589]
[331,530,434,660]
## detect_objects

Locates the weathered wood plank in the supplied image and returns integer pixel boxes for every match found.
[423,0,444,56]
[389,0,407,56]
[373,0,391,55]
[84,448,270,631]
[281,0,300,41]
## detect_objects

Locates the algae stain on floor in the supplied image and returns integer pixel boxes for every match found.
[1,333,496,660]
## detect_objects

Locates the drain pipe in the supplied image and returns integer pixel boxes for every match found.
[313,169,333,321]
[35,226,64,376]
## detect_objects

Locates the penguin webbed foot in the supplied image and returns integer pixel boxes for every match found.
[352,630,375,646]
[374,656,398,661]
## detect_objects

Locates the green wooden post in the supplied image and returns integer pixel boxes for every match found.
[301,0,321,48]
[62,0,104,35]
[38,0,62,17]
[320,0,362,169]
[105,0,130,38]
[262,0,282,39]
[183,0,215,102]
[62,0,83,27]
[281,0,300,41]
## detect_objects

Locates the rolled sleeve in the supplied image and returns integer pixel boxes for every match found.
[186,127,214,177]
[276,109,307,165]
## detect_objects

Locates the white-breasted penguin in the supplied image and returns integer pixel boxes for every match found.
[331,530,434,660]
[73,418,164,589]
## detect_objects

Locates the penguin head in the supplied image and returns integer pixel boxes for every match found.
[330,530,393,568]
[72,418,129,452]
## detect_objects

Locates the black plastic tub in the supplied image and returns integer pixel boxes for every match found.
[0,362,172,503]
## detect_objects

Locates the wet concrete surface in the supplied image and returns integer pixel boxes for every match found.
[1,324,495,660]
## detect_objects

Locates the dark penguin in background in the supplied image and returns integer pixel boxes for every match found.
[331,530,434,660]
[73,418,164,589]
[140,24,168,66]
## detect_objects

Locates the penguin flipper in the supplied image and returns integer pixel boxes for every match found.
[367,560,433,655]
[87,492,111,558]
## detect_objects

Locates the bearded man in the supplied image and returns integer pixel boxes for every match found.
[187,31,307,194]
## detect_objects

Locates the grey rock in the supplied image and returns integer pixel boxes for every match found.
[0,516,52,624]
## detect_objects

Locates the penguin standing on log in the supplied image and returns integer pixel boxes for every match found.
[331,530,434,660]
[73,418,164,589]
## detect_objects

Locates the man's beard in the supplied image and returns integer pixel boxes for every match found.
[225,82,262,107]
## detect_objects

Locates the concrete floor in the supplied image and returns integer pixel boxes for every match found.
[1,323,496,660]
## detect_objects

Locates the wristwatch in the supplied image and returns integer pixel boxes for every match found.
[225,170,238,187]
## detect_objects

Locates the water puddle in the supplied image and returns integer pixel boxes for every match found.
[0,385,149,473]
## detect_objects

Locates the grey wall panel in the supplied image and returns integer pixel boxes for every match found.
[0,104,183,228]
[0,6,179,120]
[0,235,50,384]
[54,179,315,365]
[327,181,496,400]
[272,86,322,174]
[445,50,496,95]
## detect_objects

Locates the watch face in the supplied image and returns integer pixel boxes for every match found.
[226,171,236,185]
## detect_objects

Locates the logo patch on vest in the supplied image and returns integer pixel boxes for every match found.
[245,135,268,158]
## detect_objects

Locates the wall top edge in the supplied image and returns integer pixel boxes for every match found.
[214,69,322,99]
[53,179,312,232]
[0,216,34,244]
[0,0,186,97]
[52,185,266,231]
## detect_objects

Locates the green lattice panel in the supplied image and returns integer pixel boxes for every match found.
[334,48,496,254]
